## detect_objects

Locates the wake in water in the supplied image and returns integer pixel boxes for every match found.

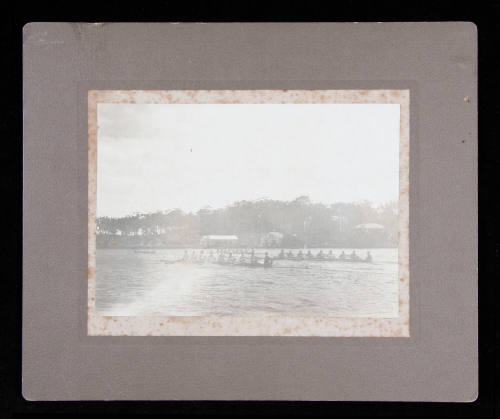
[98,264,212,316]
[96,248,399,317]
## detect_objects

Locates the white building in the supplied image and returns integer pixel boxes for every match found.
[259,231,284,248]
[355,223,385,231]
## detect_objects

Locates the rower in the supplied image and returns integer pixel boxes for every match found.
[297,250,304,260]
[316,250,325,259]
[306,250,313,259]
[278,249,285,259]
[183,250,189,260]
[264,252,273,267]
[286,250,294,258]
[199,250,205,262]
[339,251,346,260]
[365,251,373,262]
[328,250,334,260]
[350,250,359,261]
[250,249,256,264]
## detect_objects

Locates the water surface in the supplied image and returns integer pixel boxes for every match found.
[96,248,398,317]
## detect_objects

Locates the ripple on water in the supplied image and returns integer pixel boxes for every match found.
[96,248,399,317]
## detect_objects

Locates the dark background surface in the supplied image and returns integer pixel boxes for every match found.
[2,1,497,417]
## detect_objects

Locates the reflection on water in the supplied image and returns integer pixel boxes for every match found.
[96,248,398,317]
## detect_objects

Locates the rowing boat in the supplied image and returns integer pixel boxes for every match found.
[274,256,372,263]
[164,259,273,268]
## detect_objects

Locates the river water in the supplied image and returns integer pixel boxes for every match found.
[95,248,398,317]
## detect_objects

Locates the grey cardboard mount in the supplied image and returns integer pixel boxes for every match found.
[23,22,477,401]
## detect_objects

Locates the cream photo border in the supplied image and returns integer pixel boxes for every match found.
[87,89,410,337]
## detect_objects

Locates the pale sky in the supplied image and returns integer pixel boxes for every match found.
[97,103,400,218]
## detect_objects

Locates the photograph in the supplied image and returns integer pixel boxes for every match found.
[18,17,481,407]
[87,89,409,336]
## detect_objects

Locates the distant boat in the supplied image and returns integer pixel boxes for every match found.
[161,258,184,264]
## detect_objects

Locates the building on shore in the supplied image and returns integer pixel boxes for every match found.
[354,223,387,247]
[355,223,385,232]
[200,235,239,248]
[259,231,284,248]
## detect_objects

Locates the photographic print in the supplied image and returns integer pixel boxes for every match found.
[88,89,409,336]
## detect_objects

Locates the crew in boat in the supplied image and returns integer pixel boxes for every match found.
[263,252,273,267]
[250,251,260,266]
[350,250,360,261]
[297,250,304,260]
[339,251,346,260]
[365,251,373,262]
[316,250,325,259]
[277,249,285,259]
[306,250,313,259]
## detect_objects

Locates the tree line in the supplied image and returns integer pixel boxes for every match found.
[96,196,398,248]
